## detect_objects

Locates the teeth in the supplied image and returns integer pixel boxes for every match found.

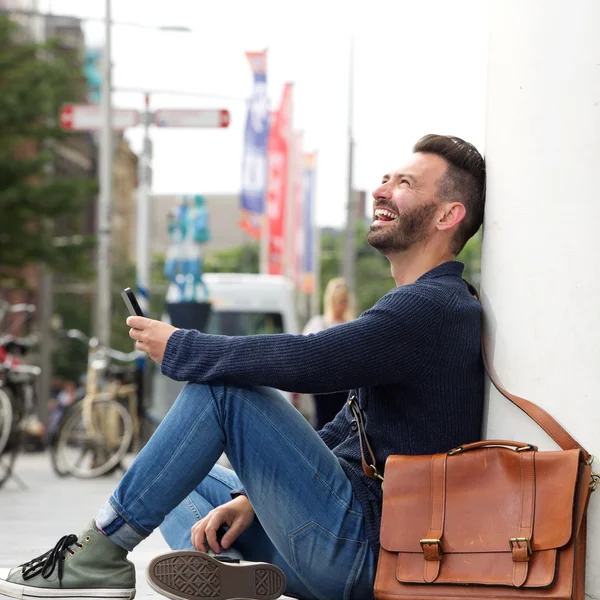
[374,209,398,220]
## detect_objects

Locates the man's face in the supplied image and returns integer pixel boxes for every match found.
[367,152,448,253]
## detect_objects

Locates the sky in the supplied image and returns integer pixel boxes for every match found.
[40,0,489,228]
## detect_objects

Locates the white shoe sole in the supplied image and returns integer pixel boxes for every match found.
[0,576,135,599]
[146,551,285,600]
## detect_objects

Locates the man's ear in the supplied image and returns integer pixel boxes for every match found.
[437,202,466,232]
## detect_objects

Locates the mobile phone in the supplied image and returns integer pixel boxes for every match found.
[121,287,145,317]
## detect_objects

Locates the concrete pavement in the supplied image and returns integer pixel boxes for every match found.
[0,452,293,600]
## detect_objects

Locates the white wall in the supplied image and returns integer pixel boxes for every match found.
[481,0,600,592]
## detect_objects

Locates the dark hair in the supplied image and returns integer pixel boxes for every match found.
[413,134,486,255]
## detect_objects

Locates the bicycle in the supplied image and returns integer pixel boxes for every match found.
[0,302,41,489]
[50,329,144,479]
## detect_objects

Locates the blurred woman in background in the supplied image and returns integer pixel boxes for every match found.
[302,277,355,429]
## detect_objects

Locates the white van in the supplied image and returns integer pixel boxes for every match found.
[151,273,299,418]
[192,273,299,338]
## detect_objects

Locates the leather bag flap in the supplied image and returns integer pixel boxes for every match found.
[380,447,581,554]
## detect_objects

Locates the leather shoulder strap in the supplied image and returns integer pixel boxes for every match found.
[352,281,592,483]
[465,280,591,463]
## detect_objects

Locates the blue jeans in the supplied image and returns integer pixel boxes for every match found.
[96,383,377,600]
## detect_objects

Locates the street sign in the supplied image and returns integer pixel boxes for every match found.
[59,104,140,131]
[153,109,230,129]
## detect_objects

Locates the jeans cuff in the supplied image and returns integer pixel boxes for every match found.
[96,500,146,551]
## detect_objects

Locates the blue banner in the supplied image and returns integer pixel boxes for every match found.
[302,154,316,293]
[239,51,269,239]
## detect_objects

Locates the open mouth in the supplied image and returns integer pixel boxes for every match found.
[372,208,399,226]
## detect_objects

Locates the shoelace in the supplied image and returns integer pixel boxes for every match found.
[20,534,80,582]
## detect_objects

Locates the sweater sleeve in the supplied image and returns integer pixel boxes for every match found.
[161,290,442,394]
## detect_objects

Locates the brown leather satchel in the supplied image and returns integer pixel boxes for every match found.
[349,349,599,600]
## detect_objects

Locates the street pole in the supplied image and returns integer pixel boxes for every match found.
[32,0,51,427]
[95,0,113,345]
[341,35,356,300]
[259,192,270,274]
[136,92,152,315]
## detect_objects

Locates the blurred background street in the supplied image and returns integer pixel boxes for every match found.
[0,0,484,502]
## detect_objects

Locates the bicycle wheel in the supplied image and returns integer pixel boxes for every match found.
[0,387,12,455]
[0,387,20,489]
[48,410,72,478]
[54,399,133,479]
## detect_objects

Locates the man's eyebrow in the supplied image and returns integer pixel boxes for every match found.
[395,173,416,183]
[381,172,416,183]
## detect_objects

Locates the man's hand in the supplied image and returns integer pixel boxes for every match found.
[191,496,255,554]
[127,316,178,364]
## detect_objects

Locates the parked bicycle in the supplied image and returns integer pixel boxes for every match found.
[0,301,41,489]
[50,329,156,479]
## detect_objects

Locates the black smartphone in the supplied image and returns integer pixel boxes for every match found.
[121,287,144,317]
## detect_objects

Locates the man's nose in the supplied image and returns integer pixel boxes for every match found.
[372,182,391,201]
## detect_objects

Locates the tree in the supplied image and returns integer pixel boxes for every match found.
[0,16,94,284]
[204,242,259,274]
[456,229,482,285]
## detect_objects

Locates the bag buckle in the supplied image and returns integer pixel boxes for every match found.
[516,444,535,452]
[509,537,531,557]
[420,538,443,561]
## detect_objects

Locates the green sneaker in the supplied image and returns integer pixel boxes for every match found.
[0,522,136,599]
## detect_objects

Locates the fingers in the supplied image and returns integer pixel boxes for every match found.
[204,516,222,553]
[220,522,244,550]
[129,326,147,351]
[135,340,149,353]
[191,509,244,554]
[191,513,223,553]
[126,316,151,329]
[191,518,208,553]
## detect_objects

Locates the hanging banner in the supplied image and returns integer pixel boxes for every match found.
[292,132,304,289]
[266,83,292,275]
[239,51,269,239]
[302,153,316,294]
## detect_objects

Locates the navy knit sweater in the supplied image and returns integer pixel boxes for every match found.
[161,261,484,559]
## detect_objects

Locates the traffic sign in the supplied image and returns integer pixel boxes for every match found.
[153,109,230,128]
[59,104,140,131]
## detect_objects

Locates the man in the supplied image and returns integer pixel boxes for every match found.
[0,134,486,600]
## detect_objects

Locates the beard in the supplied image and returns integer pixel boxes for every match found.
[367,202,439,253]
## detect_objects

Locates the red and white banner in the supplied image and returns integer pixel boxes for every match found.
[266,83,292,275]
[291,132,304,289]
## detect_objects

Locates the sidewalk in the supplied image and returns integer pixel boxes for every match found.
[0,453,293,600]
[0,452,169,598]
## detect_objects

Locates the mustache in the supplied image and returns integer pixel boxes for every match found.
[373,202,398,214]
